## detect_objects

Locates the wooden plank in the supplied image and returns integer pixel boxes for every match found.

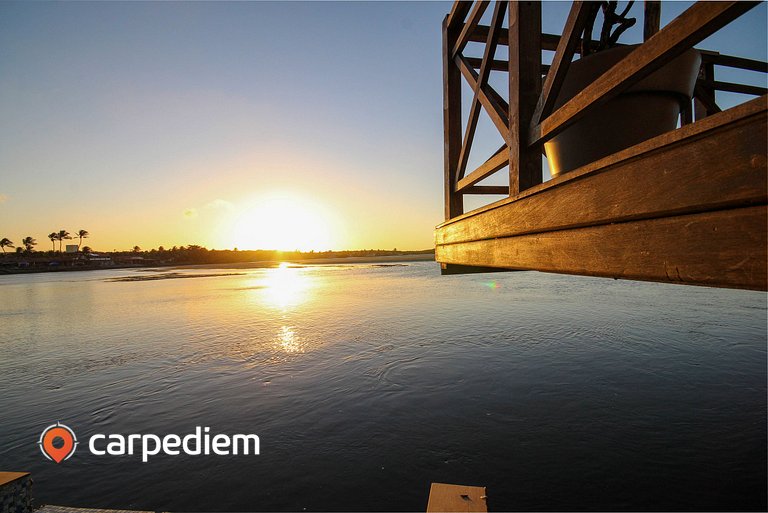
[427,482,487,513]
[443,15,464,219]
[436,206,767,290]
[455,55,510,144]
[466,56,507,72]
[447,1,473,31]
[509,1,542,194]
[701,53,768,73]
[463,185,509,195]
[0,472,30,487]
[533,2,592,124]
[467,57,550,75]
[644,1,661,41]
[701,79,767,96]
[529,1,759,146]
[456,1,507,182]
[436,96,767,244]
[453,1,490,57]
[456,145,508,191]
[470,26,607,54]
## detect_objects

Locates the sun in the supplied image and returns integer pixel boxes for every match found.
[231,194,335,251]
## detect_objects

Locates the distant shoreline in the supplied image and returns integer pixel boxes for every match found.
[0,253,436,276]
[172,253,435,270]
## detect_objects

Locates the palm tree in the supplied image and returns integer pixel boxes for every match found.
[22,236,37,253]
[76,229,89,251]
[48,233,57,252]
[0,238,14,254]
[57,230,72,253]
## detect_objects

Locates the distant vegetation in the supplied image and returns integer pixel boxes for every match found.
[0,229,434,272]
[106,245,435,265]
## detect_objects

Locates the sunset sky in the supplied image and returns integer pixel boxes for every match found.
[1,1,765,251]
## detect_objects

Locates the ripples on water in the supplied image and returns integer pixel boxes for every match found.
[0,263,765,511]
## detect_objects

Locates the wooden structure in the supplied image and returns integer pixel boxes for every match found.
[436,1,767,290]
[426,482,487,512]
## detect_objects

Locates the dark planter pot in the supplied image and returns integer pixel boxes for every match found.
[544,45,701,178]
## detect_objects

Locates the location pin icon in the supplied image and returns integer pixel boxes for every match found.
[39,422,78,463]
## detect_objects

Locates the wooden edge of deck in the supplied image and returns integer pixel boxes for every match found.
[427,482,488,513]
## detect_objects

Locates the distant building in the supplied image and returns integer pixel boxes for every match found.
[65,245,79,253]
[85,254,113,267]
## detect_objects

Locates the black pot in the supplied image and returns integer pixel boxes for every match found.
[544,45,701,177]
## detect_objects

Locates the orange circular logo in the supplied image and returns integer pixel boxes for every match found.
[38,422,78,463]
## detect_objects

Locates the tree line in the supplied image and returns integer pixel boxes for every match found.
[0,229,89,255]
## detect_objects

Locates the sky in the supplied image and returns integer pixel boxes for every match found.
[1,1,765,252]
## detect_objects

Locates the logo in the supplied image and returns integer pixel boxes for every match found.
[38,424,260,463]
[39,422,78,463]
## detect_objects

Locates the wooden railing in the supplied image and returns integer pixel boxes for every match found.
[443,0,767,221]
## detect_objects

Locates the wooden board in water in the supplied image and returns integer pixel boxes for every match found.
[427,482,488,512]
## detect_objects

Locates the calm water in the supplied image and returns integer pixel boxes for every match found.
[0,262,765,511]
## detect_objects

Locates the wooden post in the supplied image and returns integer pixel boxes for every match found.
[643,1,661,41]
[509,1,542,195]
[694,60,717,120]
[443,15,463,219]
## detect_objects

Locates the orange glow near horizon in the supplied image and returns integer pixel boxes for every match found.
[230,194,338,252]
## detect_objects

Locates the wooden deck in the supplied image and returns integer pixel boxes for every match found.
[437,96,767,290]
[437,1,767,291]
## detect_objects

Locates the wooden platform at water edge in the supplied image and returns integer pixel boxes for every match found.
[436,1,767,291]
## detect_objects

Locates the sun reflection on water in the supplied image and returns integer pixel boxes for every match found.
[261,262,312,310]
[277,325,303,353]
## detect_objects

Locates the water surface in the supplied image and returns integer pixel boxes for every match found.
[1,263,765,511]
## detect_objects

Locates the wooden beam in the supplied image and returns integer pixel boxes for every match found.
[469,26,606,54]
[701,53,768,73]
[437,206,767,291]
[465,56,507,72]
[701,79,767,96]
[453,1,490,57]
[443,15,464,219]
[447,1,473,31]
[456,1,507,182]
[456,55,510,144]
[456,145,508,192]
[508,0,542,195]
[644,1,661,41]
[437,96,767,244]
[533,2,592,125]
[466,56,550,75]
[463,185,509,195]
[529,1,759,146]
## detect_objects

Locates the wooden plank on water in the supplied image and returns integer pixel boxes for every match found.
[427,482,487,513]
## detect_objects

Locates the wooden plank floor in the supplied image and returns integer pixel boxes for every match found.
[436,96,768,290]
